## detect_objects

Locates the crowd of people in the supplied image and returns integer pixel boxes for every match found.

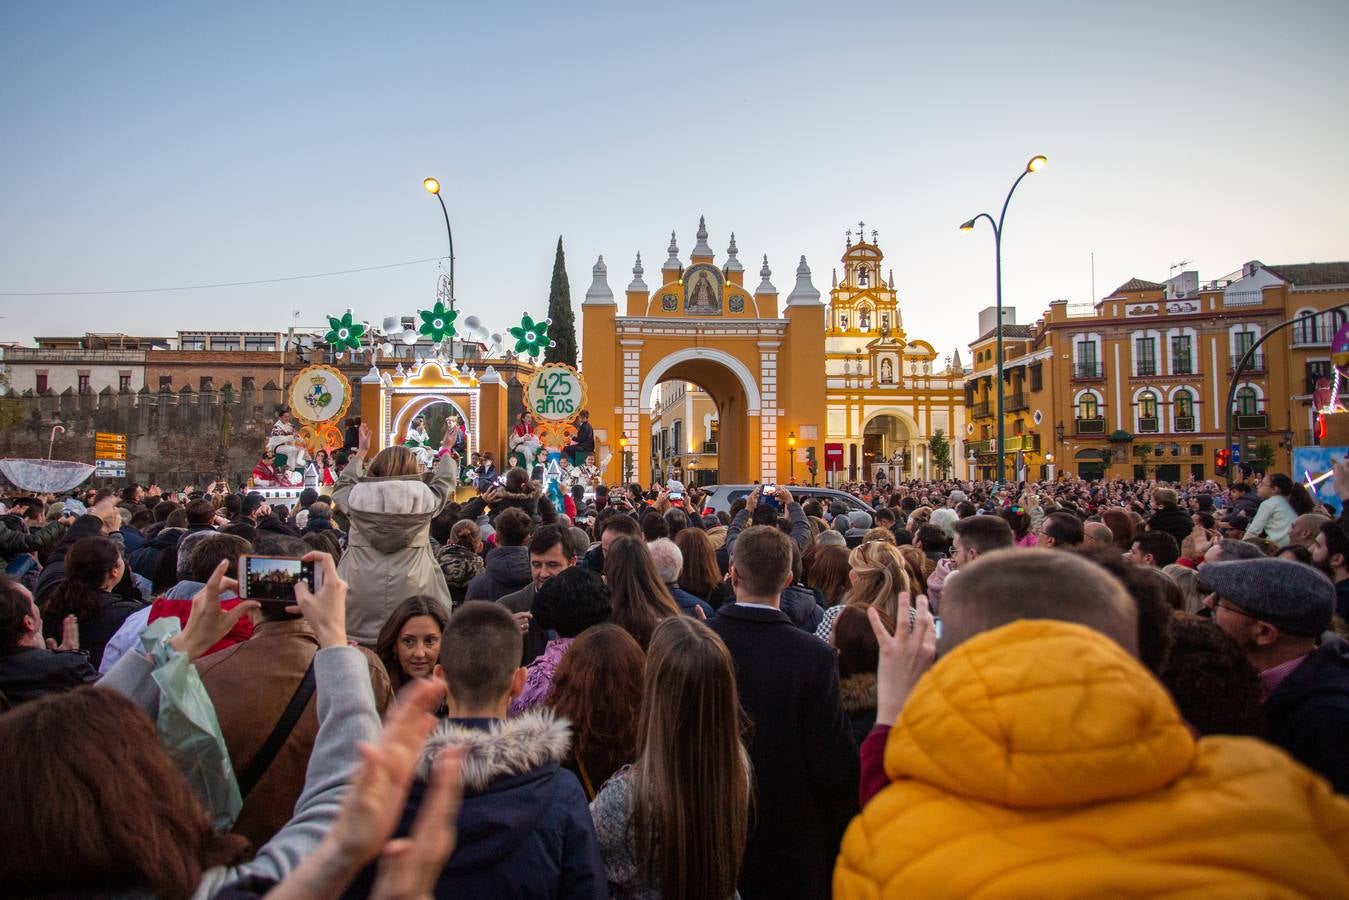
[1,423,1347,897]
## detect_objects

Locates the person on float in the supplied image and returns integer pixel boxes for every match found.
[509,412,540,469]
[251,450,279,487]
[267,408,308,470]
[403,416,436,469]
[313,449,337,487]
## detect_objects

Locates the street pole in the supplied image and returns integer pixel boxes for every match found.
[961,155,1046,487]
[423,178,456,360]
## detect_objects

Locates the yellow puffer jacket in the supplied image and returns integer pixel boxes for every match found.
[835,620,1349,899]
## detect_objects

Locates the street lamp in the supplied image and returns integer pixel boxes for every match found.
[787,431,797,482]
[619,436,631,484]
[423,177,456,357]
[960,154,1047,485]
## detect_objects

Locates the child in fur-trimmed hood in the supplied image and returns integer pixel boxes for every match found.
[342,601,605,899]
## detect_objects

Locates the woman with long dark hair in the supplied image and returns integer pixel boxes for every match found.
[604,535,680,650]
[590,616,750,900]
[40,536,143,668]
[674,527,733,609]
[374,595,449,691]
[807,543,852,608]
[549,623,645,799]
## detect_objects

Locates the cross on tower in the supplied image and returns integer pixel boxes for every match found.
[857,221,866,242]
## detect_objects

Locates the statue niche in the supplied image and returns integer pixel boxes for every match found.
[682,264,724,316]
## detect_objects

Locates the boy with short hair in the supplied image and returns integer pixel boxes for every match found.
[350,601,604,898]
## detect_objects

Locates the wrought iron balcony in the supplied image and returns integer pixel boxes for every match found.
[1075,417,1106,434]
[1073,362,1105,380]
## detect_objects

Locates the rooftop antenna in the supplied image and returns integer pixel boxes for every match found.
[1169,259,1192,277]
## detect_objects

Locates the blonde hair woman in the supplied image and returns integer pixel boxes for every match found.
[590,616,750,900]
[332,423,457,646]
[814,540,910,642]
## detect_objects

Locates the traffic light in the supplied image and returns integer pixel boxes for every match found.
[1214,447,1230,477]
[805,446,818,483]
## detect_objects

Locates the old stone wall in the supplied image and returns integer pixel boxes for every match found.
[0,382,364,487]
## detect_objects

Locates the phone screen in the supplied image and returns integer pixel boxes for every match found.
[240,555,316,602]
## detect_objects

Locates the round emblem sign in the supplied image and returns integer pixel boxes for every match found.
[526,364,587,422]
[287,365,352,424]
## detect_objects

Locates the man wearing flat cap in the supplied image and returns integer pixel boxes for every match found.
[1200,557,1349,793]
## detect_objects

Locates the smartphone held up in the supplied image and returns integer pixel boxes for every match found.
[238,555,322,602]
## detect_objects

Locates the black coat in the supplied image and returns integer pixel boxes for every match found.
[0,646,98,708]
[1262,636,1349,794]
[1147,505,1194,546]
[465,546,531,603]
[708,604,859,900]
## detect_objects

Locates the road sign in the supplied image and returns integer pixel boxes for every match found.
[94,459,126,477]
[95,432,128,461]
[824,443,844,473]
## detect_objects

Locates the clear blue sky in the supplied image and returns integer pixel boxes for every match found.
[3,0,1347,360]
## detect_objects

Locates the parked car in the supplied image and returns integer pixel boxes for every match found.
[699,484,875,516]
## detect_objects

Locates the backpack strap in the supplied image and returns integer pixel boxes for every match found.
[236,658,317,799]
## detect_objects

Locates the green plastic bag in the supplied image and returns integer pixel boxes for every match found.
[139,618,243,831]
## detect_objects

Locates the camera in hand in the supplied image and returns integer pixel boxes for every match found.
[239,555,319,602]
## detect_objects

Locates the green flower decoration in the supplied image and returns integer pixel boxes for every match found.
[508,313,554,358]
[324,310,366,353]
[418,301,458,344]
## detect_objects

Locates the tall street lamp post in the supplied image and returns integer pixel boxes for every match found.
[787,431,796,482]
[960,155,1047,485]
[423,177,456,358]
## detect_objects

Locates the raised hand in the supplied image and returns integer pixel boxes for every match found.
[871,592,938,726]
[168,560,259,660]
[370,744,466,899]
[289,551,349,649]
[358,423,373,458]
[46,614,80,651]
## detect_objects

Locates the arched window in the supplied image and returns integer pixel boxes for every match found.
[857,265,870,287]
[1236,386,1258,415]
[1079,393,1099,419]
[1294,308,1319,345]
[857,305,872,330]
[1139,390,1158,418]
[1175,390,1195,430]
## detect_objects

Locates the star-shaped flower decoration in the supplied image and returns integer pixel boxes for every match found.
[508,313,554,358]
[418,301,458,344]
[324,310,366,353]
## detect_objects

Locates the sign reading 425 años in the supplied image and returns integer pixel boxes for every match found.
[526,364,588,421]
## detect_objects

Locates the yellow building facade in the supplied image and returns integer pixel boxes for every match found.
[966,260,1349,481]
[647,381,719,486]
[824,229,966,482]
[581,218,826,486]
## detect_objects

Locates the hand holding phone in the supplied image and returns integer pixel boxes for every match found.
[238,554,323,603]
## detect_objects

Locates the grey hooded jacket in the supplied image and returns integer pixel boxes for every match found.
[332,453,455,646]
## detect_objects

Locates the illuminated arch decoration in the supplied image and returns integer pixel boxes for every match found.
[384,360,481,461]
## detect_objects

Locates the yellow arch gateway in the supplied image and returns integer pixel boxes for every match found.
[580,219,826,485]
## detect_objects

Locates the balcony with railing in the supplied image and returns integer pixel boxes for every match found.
[1005,434,1040,451]
[1233,413,1269,431]
[1175,415,1196,432]
[1133,362,1159,378]
[1075,417,1106,434]
[969,401,991,418]
[1072,362,1105,381]
[1138,416,1160,433]
[1170,359,1194,376]
[1230,352,1265,374]
[1004,392,1028,411]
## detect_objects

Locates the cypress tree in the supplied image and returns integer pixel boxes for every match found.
[544,236,578,366]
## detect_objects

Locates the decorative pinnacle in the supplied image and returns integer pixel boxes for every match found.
[755,254,777,295]
[584,254,615,304]
[663,230,681,270]
[628,251,648,293]
[786,255,821,306]
[724,232,743,272]
[691,215,714,258]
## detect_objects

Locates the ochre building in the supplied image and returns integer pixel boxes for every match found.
[581,218,826,486]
